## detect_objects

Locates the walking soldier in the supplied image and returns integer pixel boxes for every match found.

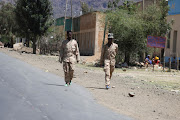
[101,33,118,89]
[60,31,80,86]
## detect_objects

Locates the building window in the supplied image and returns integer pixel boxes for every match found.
[173,30,177,53]
[167,31,171,48]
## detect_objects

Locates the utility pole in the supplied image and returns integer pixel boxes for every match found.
[71,0,73,32]
[163,49,166,72]
[143,0,145,12]
[154,0,156,4]
[64,0,68,38]
[80,0,82,15]
[177,52,179,71]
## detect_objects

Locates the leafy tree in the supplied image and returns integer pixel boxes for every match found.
[80,2,94,14]
[113,0,120,8]
[159,0,172,36]
[90,5,94,12]
[106,9,145,64]
[107,0,121,9]
[81,2,89,14]
[140,0,172,37]
[107,1,113,9]
[0,2,18,47]
[15,0,53,54]
[106,0,171,64]
[120,0,136,13]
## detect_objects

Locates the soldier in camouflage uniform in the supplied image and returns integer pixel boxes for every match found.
[60,31,80,86]
[101,33,118,89]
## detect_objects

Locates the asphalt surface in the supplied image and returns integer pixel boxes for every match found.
[0,52,133,120]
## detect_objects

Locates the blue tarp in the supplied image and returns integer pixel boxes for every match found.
[55,17,72,31]
[168,0,180,15]
[147,36,166,48]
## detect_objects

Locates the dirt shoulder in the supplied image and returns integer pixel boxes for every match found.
[1,48,180,120]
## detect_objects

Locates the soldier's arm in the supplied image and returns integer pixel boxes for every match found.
[115,44,118,54]
[76,42,80,63]
[100,46,105,65]
[59,42,64,63]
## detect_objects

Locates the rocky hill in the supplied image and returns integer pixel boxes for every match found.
[0,0,142,18]
[51,0,142,18]
[52,0,109,18]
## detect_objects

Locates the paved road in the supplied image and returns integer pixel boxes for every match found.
[0,52,133,120]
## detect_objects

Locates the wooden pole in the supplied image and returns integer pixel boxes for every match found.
[143,0,145,12]
[153,61,154,71]
[163,47,166,72]
[71,0,73,32]
[160,48,162,66]
[169,57,171,72]
[163,34,168,71]
[64,0,68,38]
[177,53,179,71]
[163,52,165,71]
[154,0,156,4]
[153,47,156,71]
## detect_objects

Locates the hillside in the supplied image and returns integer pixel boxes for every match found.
[51,0,142,18]
[0,0,142,18]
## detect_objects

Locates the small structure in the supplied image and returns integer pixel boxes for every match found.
[165,0,180,64]
[135,0,161,11]
[55,11,108,60]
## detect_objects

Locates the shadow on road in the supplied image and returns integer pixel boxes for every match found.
[43,82,65,87]
[86,87,107,90]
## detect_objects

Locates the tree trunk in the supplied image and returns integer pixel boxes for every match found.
[10,36,13,48]
[26,33,30,47]
[33,36,36,54]
[125,51,130,65]
[26,37,29,47]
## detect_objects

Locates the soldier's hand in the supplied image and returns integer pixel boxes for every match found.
[100,61,103,66]
[59,59,62,63]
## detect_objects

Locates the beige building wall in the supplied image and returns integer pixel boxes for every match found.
[166,14,180,60]
[95,12,108,54]
[79,12,96,55]
[73,12,107,56]
[54,26,64,35]
[136,0,160,11]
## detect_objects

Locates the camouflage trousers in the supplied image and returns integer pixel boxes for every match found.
[63,62,75,84]
[104,60,115,86]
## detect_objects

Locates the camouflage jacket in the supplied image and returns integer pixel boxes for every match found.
[60,39,80,63]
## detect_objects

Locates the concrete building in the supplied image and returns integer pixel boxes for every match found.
[15,38,26,44]
[135,0,161,11]
[135,0,169,62]
[56,12,107,58]
[165,0,180,62]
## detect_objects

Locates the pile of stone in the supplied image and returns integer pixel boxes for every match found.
[13,43,39,54]
[0,41,4,48]
[13,43,24,51]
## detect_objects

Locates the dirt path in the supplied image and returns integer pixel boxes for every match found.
[1,48,180,120]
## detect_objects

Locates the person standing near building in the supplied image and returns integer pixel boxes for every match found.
[101,33,118,89]
[60,31,80,86]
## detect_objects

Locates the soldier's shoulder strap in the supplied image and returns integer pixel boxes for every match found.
[113,43,118,47]
[71,39,78,44]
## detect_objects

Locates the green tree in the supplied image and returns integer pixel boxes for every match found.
[108,0,119,9]
[106,9,145,64]
[90,5,94,12]
[81,2,89,14]
[113,0,120,8]
[80,2,93,14]
[15,0,53,54]
[107,1,113,9]
[106,0,171,64]
[140,0,172,37]
[0,2,18,47]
